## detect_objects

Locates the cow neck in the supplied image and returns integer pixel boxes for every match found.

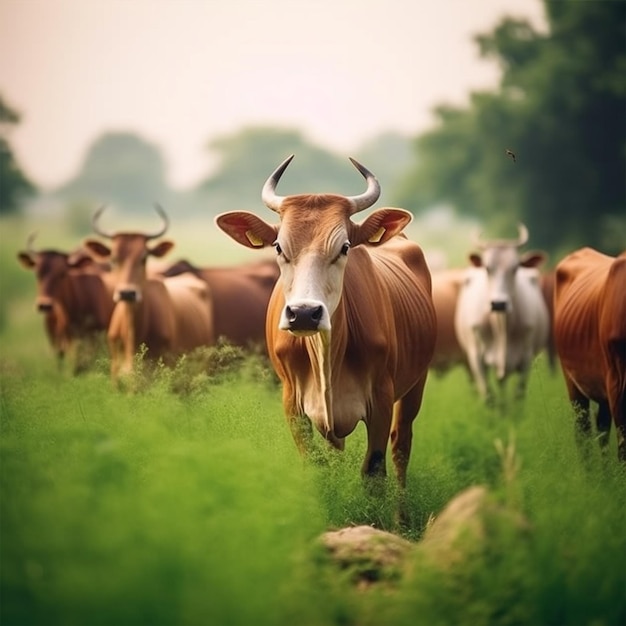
[51,270,78,323]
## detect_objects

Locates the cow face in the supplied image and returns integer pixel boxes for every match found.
[83,236,174,303]
[216,155,412,336]
[17,250,94,312]
[215,202,411,336]
[84,203,173,303]
[469,247,546,313]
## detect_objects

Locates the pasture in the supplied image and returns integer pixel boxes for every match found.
[1,215,625,626]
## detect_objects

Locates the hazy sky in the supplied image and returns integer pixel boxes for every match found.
[0,0,546,189]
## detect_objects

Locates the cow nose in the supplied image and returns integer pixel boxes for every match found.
[37,302,53,313]
[491,300,508,313]
[285,304,323,331]
[118,289,138,303]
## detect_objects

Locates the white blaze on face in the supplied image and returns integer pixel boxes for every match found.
[275,223,350,335]
[482,247,520,313]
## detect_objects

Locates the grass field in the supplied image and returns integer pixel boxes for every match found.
[1,215,625,626]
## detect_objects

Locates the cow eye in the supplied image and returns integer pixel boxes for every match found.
[341,242,350,256]
[273,241,290,263]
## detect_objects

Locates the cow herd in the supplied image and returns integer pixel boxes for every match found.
[17,156,626,495]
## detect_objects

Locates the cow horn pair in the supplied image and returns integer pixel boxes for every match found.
[472,223,529,249]
[91,203,170,239]
[261,154,381,215]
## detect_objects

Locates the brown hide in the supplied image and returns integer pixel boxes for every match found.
[554,247,626,461]
[158,258,279,348]
[430,268,466,373]
[17,247,113,371]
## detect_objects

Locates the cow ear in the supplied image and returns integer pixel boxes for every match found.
[69,256,96,270]
[83,239,112,259]
[215,211,277,249]
[469,253,483,267]
[149,240,175,258]
[17,252,36,269]
[353,208,413,246]
[68,250,97,269]
[520,250,546,268]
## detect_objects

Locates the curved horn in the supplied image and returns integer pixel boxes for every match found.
[92,205,115,239]
[347,157,381,214]
[26,231,38,255]
[516,223,529,247]
[261,154,294,213]
[146,203,170,240]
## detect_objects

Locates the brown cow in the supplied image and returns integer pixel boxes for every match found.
[215,155,436,521]
[83,205,214,380]
[157,258,279,349]
[17,234,114,373]
[430,268,466,374]
[554,247,626,461]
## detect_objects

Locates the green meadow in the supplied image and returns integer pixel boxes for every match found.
[1,216,625,626]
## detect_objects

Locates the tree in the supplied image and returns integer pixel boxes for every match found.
[195,126,386,213]
[395,0,626,255]
[57,132,172,213]
[0,94,36,214]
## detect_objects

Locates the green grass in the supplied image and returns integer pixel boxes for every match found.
[1,217,625,626]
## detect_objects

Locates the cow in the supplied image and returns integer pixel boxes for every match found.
[430,268,467,374]
[454,225,550,404]
[553,247,626,462]
[157,258,279,350]
[83,204,214,380]
[17,234,114,373]
[215,155,436,521]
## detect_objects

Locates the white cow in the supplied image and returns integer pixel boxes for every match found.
[454,224,550,403]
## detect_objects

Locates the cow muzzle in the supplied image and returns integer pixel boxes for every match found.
[280,302,328,335]
[36,299,53,313]
[490,300,508,313]
[115,288,141,303]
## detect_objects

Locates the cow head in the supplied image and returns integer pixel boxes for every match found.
[84,204,174,303]
[469,224,546,313]
[215,155,412,336]
[17,233,95,312]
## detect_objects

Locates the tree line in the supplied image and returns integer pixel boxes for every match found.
[2,0,624,256]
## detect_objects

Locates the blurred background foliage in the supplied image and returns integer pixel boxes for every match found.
[395,0,626,255]
[1,0,624,261]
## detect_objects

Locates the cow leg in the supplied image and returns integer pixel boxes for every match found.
[391,375,428,527]
[391,375,427,489]
[564,376,592,457]
[606,349,626,462]
[595,401,612,454]
[466,337,491,402]
[362,384,395,480]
